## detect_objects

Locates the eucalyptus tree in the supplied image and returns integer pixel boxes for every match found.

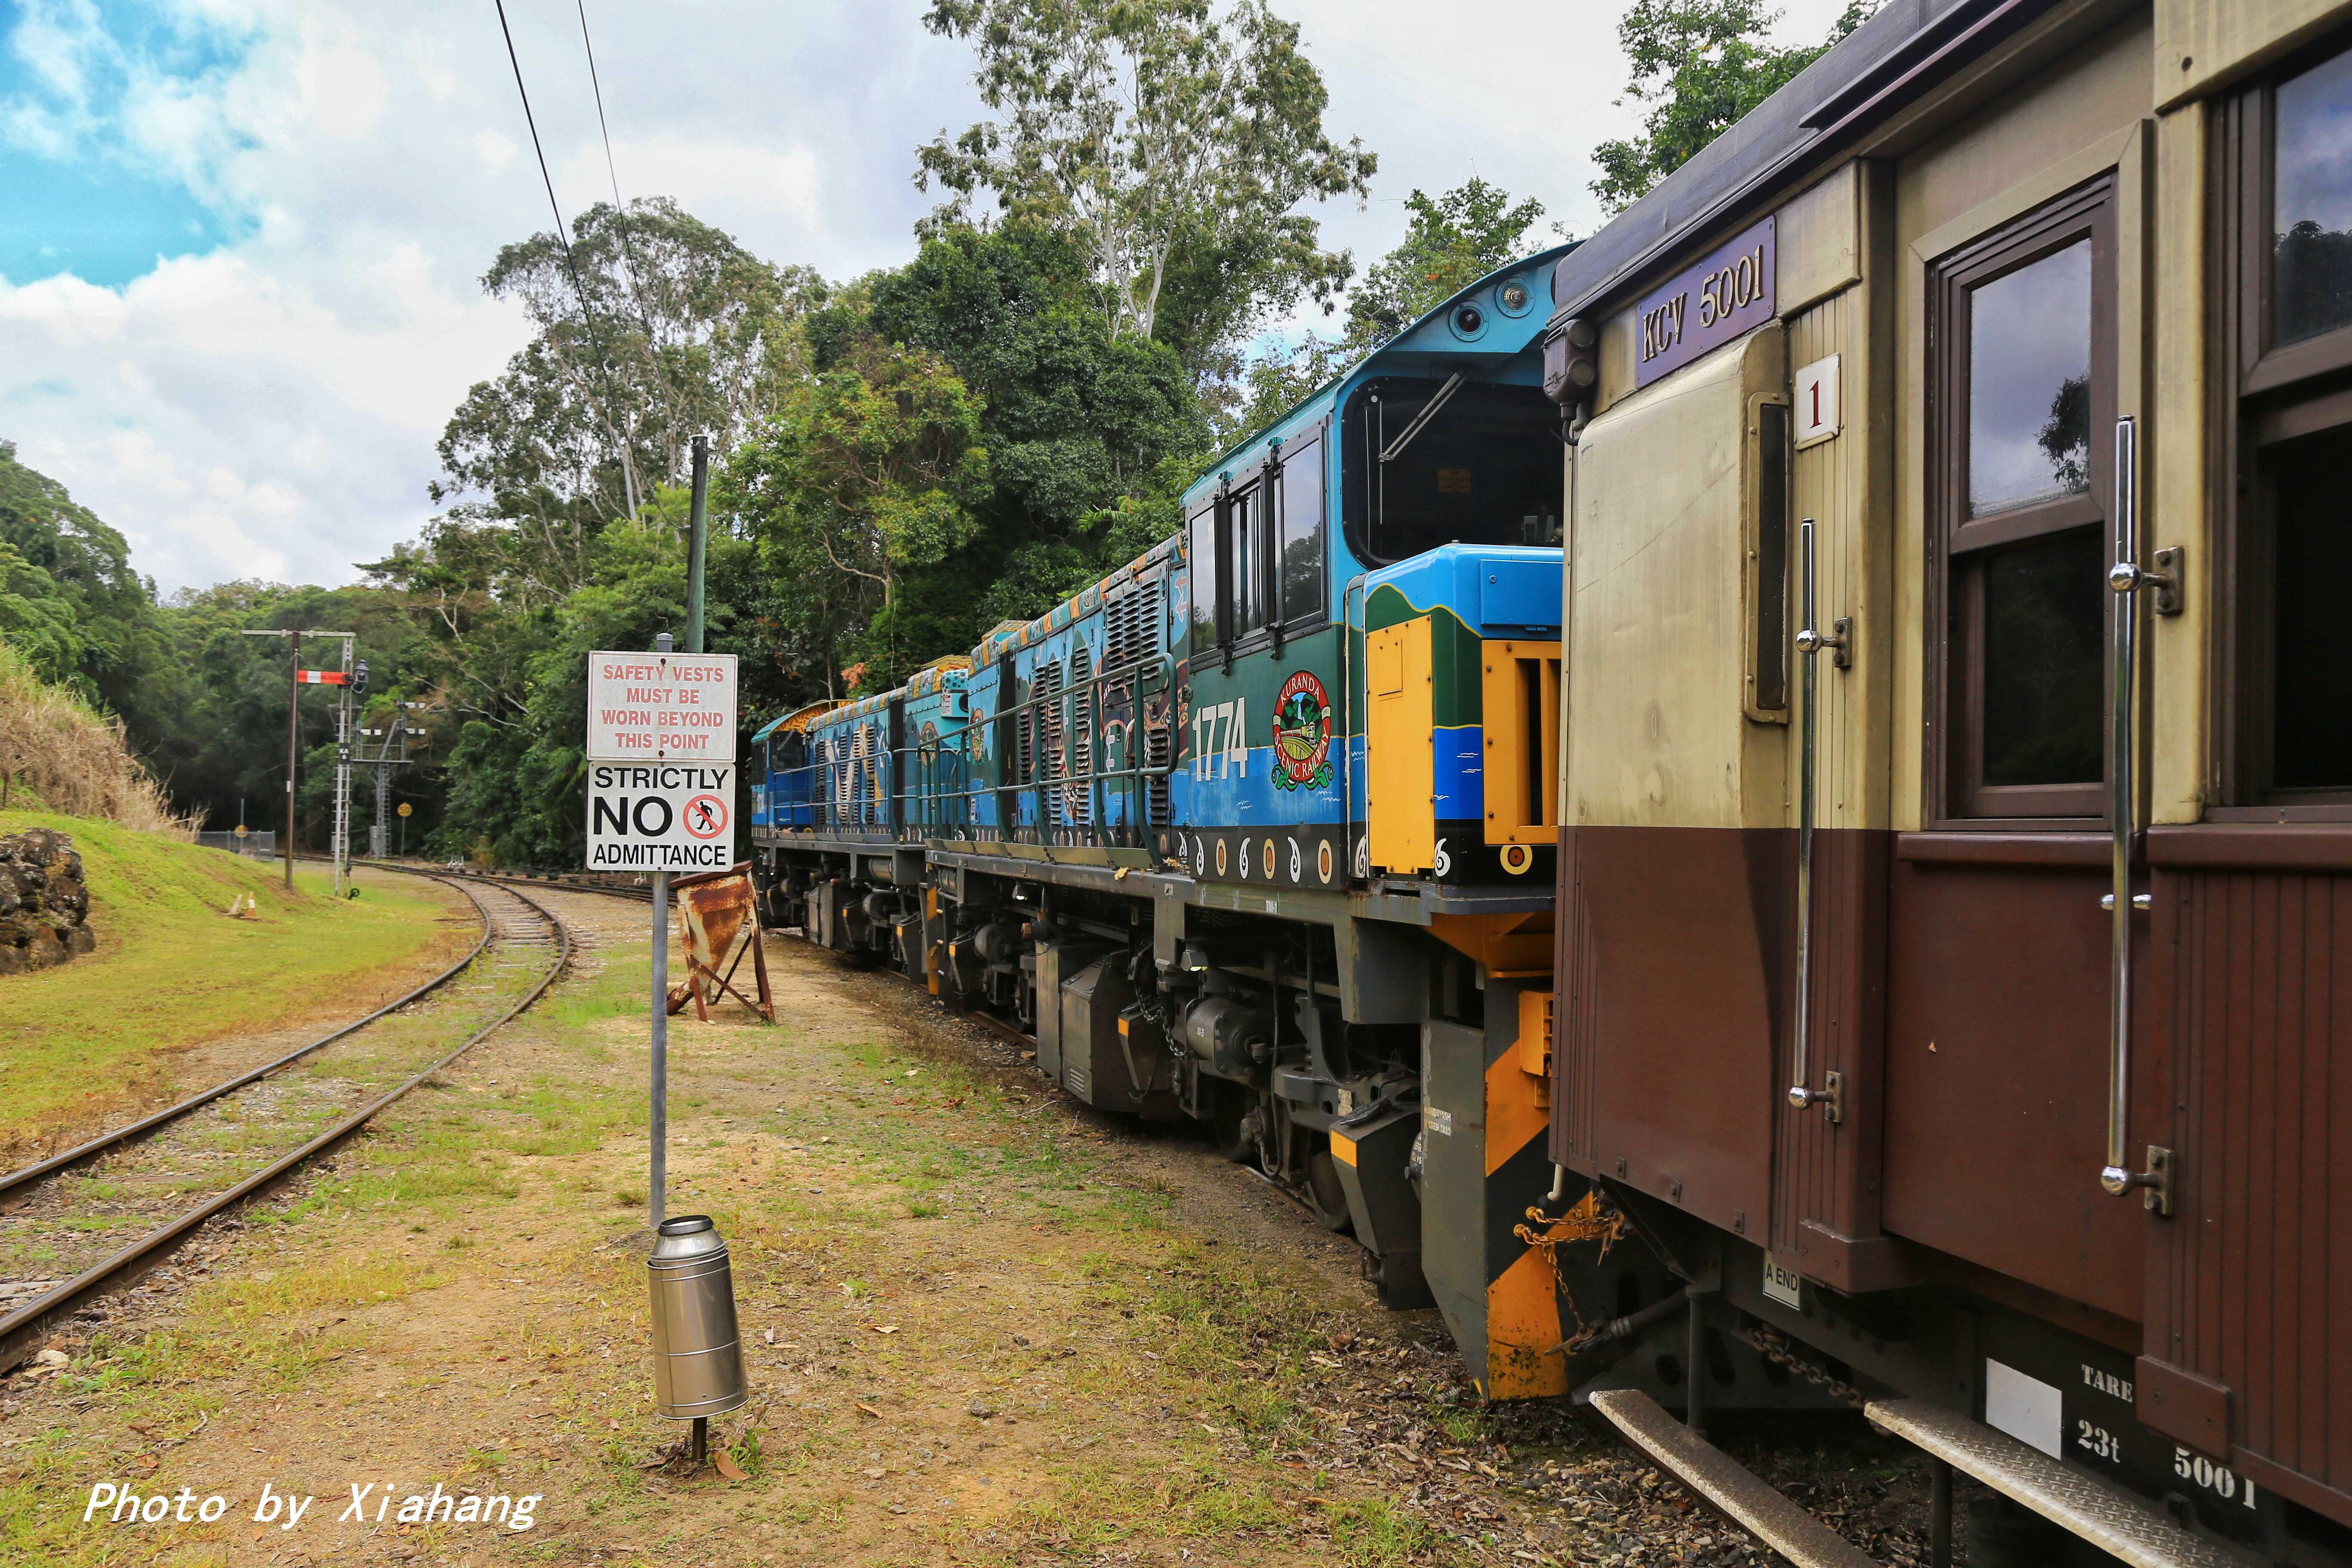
[433,196,820,588]
[915,0,1375,383]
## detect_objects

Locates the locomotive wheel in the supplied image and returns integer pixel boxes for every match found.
[1305,1148,1352,1234]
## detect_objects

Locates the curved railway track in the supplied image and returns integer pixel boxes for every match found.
[0,872,571,1374]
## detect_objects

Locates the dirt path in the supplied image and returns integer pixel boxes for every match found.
[0,890,1941,1567]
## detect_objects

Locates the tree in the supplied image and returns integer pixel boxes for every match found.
[1343,178,1545,350]
[727,338,991,693]
[868,225,1208,626]
[1591,0,1880,214]
[434,197,820,558]
[915,0,1375,380]
[0,440,165,724]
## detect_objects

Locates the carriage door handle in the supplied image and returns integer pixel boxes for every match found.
[1788,517,1844,1122]
[2101,415,2174,1215]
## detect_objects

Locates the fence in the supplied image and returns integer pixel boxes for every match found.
[195,830,277,860]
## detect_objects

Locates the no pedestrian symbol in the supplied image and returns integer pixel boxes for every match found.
[683,794,728,840]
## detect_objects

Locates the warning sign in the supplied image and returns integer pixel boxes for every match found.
[586,651,737,762]
[586,763,737,871]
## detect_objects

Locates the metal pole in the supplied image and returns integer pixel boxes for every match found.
[651,867,669,1227]
[2102,416,2141,1197]
[1790,521,1820,1109]
[650,627,675,1230]
[285,631,300,891]
[686,432,710,655]
[334,639,352,896]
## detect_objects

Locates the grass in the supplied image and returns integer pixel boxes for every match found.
[2,930,1484,1568]
[0,808,466,1143]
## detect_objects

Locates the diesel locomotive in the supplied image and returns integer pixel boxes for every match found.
[751,2,2352,1565]
[752,239,1597,1397]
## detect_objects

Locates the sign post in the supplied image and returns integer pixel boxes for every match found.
[585,638,736,1232]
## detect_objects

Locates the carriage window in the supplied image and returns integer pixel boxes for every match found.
[2214,39,2352,805]
[1981,529,2106,786]
[1934,179,2113,820]
[2265,432,2352,790]
[1968,241,2092,517]
[1187,503,1219,654]
[2274,46,2352,345]
[1278,439,1325,626]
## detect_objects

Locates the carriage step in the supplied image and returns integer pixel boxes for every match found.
[1865,1398,2252,1568]
[1589,1389,1880,1568]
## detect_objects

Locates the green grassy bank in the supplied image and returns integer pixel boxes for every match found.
[0,812,468,1145]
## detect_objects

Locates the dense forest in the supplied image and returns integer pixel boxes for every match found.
[0,0,1871,869]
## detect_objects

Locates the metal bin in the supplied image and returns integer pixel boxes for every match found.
[647,1214,747,1420]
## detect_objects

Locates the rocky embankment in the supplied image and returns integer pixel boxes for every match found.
[0,828,93,973]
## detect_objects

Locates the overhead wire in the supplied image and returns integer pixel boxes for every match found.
[575,0,668,469]
[490,0,643,519]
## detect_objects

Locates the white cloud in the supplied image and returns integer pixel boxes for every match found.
[0,0,1863,597]
[474,128,516,175]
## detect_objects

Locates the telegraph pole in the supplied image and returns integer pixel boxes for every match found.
[284,631,301,890]
[686,432,710,655]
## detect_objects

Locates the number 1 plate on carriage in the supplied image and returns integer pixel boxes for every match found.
[586,763,737,871]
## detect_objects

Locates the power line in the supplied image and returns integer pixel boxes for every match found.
[575,2,662,364]
[493,0,577,273]
[491,0,644,518]
[576,0,627,217]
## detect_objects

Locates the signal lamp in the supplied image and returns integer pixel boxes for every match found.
[1544,317,1599,409]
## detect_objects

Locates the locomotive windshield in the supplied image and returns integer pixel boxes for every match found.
[1341,377,1561,567]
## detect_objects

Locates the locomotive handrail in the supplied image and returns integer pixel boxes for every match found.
[960,644,1177,843]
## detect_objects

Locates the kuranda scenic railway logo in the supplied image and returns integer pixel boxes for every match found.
[1271,670,1332,792]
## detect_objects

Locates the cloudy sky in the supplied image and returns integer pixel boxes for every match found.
[0,0,1854,597]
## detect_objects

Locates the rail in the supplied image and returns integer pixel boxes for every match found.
[0,884,496,1202]
[0,872,572,1374]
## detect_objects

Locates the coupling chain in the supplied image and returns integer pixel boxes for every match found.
[1738,1324,1866,1409]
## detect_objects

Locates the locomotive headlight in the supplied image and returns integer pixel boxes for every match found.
[1499,281,1530,312]
[1454,304,1484,334]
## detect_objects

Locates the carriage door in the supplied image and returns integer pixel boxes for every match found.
[1874,172,2150,1324]
[2133,45,2352,1519]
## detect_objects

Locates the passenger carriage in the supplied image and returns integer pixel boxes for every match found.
[1535,0,2352,1562]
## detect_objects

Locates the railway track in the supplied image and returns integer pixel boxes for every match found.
[0,872,571,1375]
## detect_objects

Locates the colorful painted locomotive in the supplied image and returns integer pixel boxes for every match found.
[750,242,1618,1401]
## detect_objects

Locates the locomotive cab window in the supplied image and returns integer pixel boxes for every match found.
[1276,436,1326,629]
[1341,378,1562,567]
[2219,33,2352,806]
[1226,481,1268,638]
[1186,502,1220,655]
[1931,178,2116,822]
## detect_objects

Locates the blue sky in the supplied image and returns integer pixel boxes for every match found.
[0,0,1856,594]
[0,1,254,284]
